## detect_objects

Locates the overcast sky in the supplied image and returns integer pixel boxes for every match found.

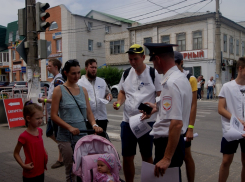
[1,0,244,27]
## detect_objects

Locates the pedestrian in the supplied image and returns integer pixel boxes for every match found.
[174,51,197,182]
[38,59,64,169]
[13,101,48,182]
[197,76,202,100]
[200,75,205,98]
[51,59,103,182]
[218,57,245,182]
[77,59,112,138]
[113,44,162,182]
[206,76,215,99]
[141,43,192,181]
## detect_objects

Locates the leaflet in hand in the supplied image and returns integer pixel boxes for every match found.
[223,115,245,142]
[129,114,152,138]
[141,161,179,182]
[98,98,109,104]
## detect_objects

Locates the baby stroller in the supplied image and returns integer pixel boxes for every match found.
[72,130,125,182]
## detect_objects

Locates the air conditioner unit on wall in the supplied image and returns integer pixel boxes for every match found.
[97,42,102,47]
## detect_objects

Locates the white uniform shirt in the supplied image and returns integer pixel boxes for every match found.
[150,66,192,138]
[47,73,63,116]
[219,80,245,134]
[207,80,215,87]
[118,65,162,122]
[77,75,110,120]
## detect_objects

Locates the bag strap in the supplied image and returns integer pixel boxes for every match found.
[123,67,131,81]
[149,67,155,84]
[63,85,83,115]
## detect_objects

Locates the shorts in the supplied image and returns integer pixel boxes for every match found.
[183,130,191,148]
[201,85,204,91]
[153,135,185,168]
[23,173,44,182]
[46,117,58,138]
[220,137,245,154]
[120,121,154,157]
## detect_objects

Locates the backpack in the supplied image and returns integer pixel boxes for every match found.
[123,67,155,84]
[54,77,65,87]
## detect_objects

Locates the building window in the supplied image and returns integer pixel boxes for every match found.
[242,41,245,56]
[223,34,227,52]
[12,50,16,60]
[229,36,234,54]
[110,40,124,54]
[193,31,202,50]
[161,35,170,44]
[49,22,58,30]
[88,39,93,51]
[105,26,110,33]
[16,30,19,41]
[88,22,93,31]
[0,53,2,63]
[144,37,152,55]
[236,40,239,56]
[9,32,13,43]
[56,39,62,52]
[177,33,186,51]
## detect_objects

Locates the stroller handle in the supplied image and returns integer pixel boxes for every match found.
[79,129,95,133]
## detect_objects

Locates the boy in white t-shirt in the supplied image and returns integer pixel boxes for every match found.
[218,57,245,182]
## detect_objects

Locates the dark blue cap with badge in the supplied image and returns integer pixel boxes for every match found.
[144,43,178,61]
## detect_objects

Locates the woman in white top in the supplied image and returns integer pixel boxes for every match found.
[197,76,202,100]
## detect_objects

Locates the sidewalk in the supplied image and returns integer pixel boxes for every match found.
[0,124,242,182]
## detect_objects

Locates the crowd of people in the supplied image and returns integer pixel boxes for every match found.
[12,43,245,182]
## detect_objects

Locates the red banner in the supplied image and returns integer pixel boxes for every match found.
[3,98,25,129]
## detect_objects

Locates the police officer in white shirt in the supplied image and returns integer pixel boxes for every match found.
[113,44,162,182]
[218,57,245,182]
[141,43,192,180]
[77,59,112,137]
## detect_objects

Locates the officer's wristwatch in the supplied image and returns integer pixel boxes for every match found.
[93,124,99,127]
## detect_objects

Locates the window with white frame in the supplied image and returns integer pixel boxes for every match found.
[9,32,13,43]
[88,39,93,51]
[177,33,186,51]
[49,22,58,30]
[88,22,93,31]
[223,34,227,52]
[161,35,170,44]
[12,50,16,60]
[56,39,62,52]
[144,37,152,55]
[110,40,124,54]
[229,36,234,54]
[105,26,110,33]
[16,30,19,41]
[242,41,245,56]
[193,31,202,50]
[236,40,239,56]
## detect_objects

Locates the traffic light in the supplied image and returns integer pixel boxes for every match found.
[36,2,50,32]
[221,62,226,71]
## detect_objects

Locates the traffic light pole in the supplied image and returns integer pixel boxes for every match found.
[215,0,222,96]
[26,0,41,102]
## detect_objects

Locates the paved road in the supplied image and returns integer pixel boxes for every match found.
[0,99,243,182]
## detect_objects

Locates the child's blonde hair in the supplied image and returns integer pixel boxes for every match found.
[23,100,43,127]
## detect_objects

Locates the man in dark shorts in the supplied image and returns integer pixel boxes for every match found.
[38,59,64,169]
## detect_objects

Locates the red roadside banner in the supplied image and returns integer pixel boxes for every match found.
[3,98,25,129]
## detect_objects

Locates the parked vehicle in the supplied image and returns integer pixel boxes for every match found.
[0,82,10,91]
[9,81,28,93]
[111,84,119,98]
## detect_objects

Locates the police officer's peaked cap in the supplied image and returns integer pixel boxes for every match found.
[144,43,178,61]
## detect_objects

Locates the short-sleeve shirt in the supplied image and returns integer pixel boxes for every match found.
[207,80,215,87]
[118,65,162,122]
[150,66,192,138]
[47,73,64,116]
[18,128,48,178]
[219,80,245,134]
[189,76,198,92]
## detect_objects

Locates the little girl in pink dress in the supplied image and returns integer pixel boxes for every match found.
[95,154,120,182]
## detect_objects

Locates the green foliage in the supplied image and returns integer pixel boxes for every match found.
[80,66,123,86]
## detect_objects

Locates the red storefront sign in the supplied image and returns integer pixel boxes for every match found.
[3,98,25,129]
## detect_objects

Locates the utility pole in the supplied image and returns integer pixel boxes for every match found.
[215,0,222,96]
[26,0,40,102]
